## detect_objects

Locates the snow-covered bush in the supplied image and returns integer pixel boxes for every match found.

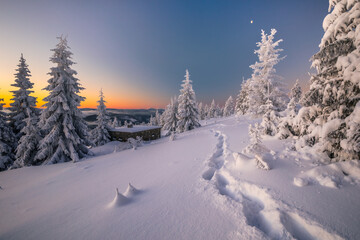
[176,69,201,132]
[36,37,93,164]
[127,136,143,150]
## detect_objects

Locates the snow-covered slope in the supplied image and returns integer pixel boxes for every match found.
[1,117,359,240]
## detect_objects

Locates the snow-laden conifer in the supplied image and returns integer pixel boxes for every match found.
[235,79,250,115]
[163,96,178,133]
[247,29,288,115]
[0,98,16,171]
[176,70,200,132]
[36,37,92,164]
[91,89,112,146]
[111,117,119,128]
[198,102,206,120]
[9,54,38,139]
[223,96,235,117]
[208,99,216,119]
[244,123,267,154]
[155,109,162,126]
[260,99,278,136]
[277,80,303,139]
[13,108,41,167]
[299,0,360,160]
[291,79,302,105]
[148,115,157,126]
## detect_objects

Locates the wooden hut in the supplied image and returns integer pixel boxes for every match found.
[109,125,161,142]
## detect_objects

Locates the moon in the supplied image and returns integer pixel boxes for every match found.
[250,20,253,24]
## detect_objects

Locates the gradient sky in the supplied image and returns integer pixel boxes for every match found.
[0,0,329,109]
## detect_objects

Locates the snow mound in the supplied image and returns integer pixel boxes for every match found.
[108,188,130,207]
[293,177,309,187]
[232,152,254,170]
[124,183,140,197]
[294,160,360,188]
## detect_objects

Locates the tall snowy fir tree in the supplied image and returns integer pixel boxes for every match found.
[247,29,288,115]
[36,37,93,164]
[176,69,201,133]
[162,96,179,133]
[9,54,38,140]
[91,89,112,146]
[13,107,41,168]
[299,0,360,160]
[0,98,16,171]
[223,96,235,117]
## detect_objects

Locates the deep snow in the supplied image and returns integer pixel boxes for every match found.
[0,116,359,240]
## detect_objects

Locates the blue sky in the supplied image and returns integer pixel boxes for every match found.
[0,0,329,108]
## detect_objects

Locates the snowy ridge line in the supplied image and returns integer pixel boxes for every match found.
[202,129,344,240]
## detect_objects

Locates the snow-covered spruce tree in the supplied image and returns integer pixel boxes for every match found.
[198,102,206,120]
[277,80,303,139]
[215,104,223,118]
[91,89,112,146]
[260,99,279,136]
[204,104,210,119]
[13,107,41,168]
[247,29,288,115]
[235,79,250,115]
[299,0,360,160]
[111,117,119,128]
[176,69,201,132]
[148,115,157,126]
[208,99,216,118]
[163,96,178,133]
[291,79,302,105]
[155,109,162,126]
[0,98,16,171]
[36,37,93,164]
[9,54,38,139]
[223,96,235,117]
[244,123,266,154]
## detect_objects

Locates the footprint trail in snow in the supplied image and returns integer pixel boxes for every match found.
[202,129,344,240]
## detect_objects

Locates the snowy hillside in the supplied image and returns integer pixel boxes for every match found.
[0,117,359,240]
